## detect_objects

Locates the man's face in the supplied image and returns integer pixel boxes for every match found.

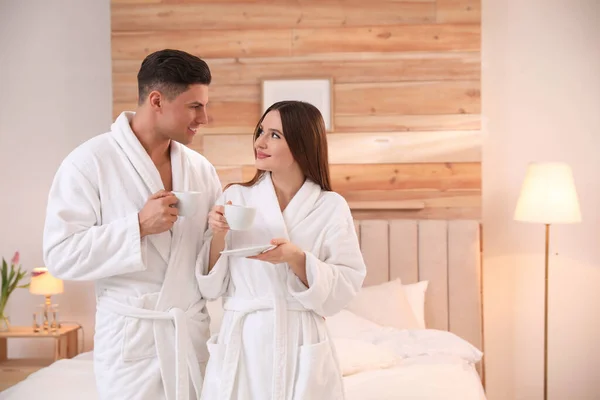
[155,84,209,145]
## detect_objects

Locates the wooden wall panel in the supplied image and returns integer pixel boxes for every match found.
[292,24,480,55]
[111,30,293,60]
[437,0,481,23]
[359,220,391,286]
[448,220,483,351]
[202,131,481,165]
[335,81,480,115]
[111,2,437,31]
[418,220,449,330]
[389,220,419,283]
[111,0,482,220]
[329,163,481,191]
[327,131,481,164]
[114,52,480,86]
[335,114,481,132]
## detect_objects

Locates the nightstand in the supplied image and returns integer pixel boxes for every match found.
[0,324,81,391]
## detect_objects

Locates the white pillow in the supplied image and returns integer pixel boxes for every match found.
[373,329,483,364]
[346,279,420,330]
[403,280,429,329]
[326,309,385,340]
[333,337,399,376]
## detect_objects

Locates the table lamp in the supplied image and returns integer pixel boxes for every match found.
[514,162,581,400]
[29,267,64,332]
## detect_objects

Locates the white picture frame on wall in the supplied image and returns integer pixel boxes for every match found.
[261,78,334,131]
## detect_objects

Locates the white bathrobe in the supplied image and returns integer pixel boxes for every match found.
[197,173,366,400]
[43,112,222,400]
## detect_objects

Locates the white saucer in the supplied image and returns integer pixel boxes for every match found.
[220,244,276,258]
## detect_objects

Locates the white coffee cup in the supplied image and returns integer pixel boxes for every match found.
[224,204,256,231]
[172,191,202,217]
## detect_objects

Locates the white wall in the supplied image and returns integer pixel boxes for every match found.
[482,0,600,399]
[0,0,112,357]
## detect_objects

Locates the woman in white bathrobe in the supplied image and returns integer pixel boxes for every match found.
[196,101,367,400]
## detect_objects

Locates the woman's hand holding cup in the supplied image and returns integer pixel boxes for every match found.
[209,201,232,236]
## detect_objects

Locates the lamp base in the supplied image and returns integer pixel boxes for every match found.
[33,296,59,333]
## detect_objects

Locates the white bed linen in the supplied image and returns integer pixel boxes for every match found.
[1,351,485,400]
[0,352,96,400]
[1,310,486,400]
[345,355,486,400]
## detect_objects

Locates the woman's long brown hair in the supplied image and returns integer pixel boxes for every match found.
[225,100,332,191]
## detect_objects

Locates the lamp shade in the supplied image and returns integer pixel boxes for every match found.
[514,162,582,224]
[29,267,64,295]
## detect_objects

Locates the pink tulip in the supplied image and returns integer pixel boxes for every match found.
[11,251,19,265]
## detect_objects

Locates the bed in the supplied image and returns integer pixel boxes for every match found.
[0,218,486,400]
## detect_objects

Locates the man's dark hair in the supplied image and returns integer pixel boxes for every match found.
[137,49,211,104]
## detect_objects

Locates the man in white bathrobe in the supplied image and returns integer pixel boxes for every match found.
[43,49,221,400]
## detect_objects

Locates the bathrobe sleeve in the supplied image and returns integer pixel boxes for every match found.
[195,194,230,300]
[43,160,145,281]
[287,205,366,317]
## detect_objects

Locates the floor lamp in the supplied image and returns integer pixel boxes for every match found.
[514,162,581,400]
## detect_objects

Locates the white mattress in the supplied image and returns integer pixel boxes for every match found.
[345,355,486,400]
[0,351,485,400]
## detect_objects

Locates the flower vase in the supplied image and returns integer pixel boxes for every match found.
[0,311,9,332]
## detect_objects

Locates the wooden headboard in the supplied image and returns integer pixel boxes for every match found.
[352,218,483,376]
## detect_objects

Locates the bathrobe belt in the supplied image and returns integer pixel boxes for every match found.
[97,296,204,400]
[219,296,309,400]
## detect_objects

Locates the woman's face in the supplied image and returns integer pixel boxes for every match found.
[254,110,297,173]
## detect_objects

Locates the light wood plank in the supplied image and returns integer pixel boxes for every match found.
[203,111,481,134]
[114,83,259,105]
[351,207,480,220]
[111,0,438,6]
[359,220,390,286]
[158,0,285,3]
[327,131,481,163]
[339,189,481,209]
[111,0,161,3]
[235,164,481,196]
[114,103,481,134]
[148,0,438,3]
[112,102,137,120]
[111,2,435,31]
[209,168,482,220]
[389,220,419,284]
[201,134,252,164]
[113,101,261,132]
[215,166,243,187]
[207,101,259,132]
[330,163,481,192]
[436,0,481,23]
[292,24,480,55]
[347,200,425,210]
[111,29,293,60]
[241,166,258,181]
[418,220,449,330]
[335,114,480,132]
[202,131,481,165]
[335,81,480,116]
[448,220,482,349]
[113,52,480,86]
